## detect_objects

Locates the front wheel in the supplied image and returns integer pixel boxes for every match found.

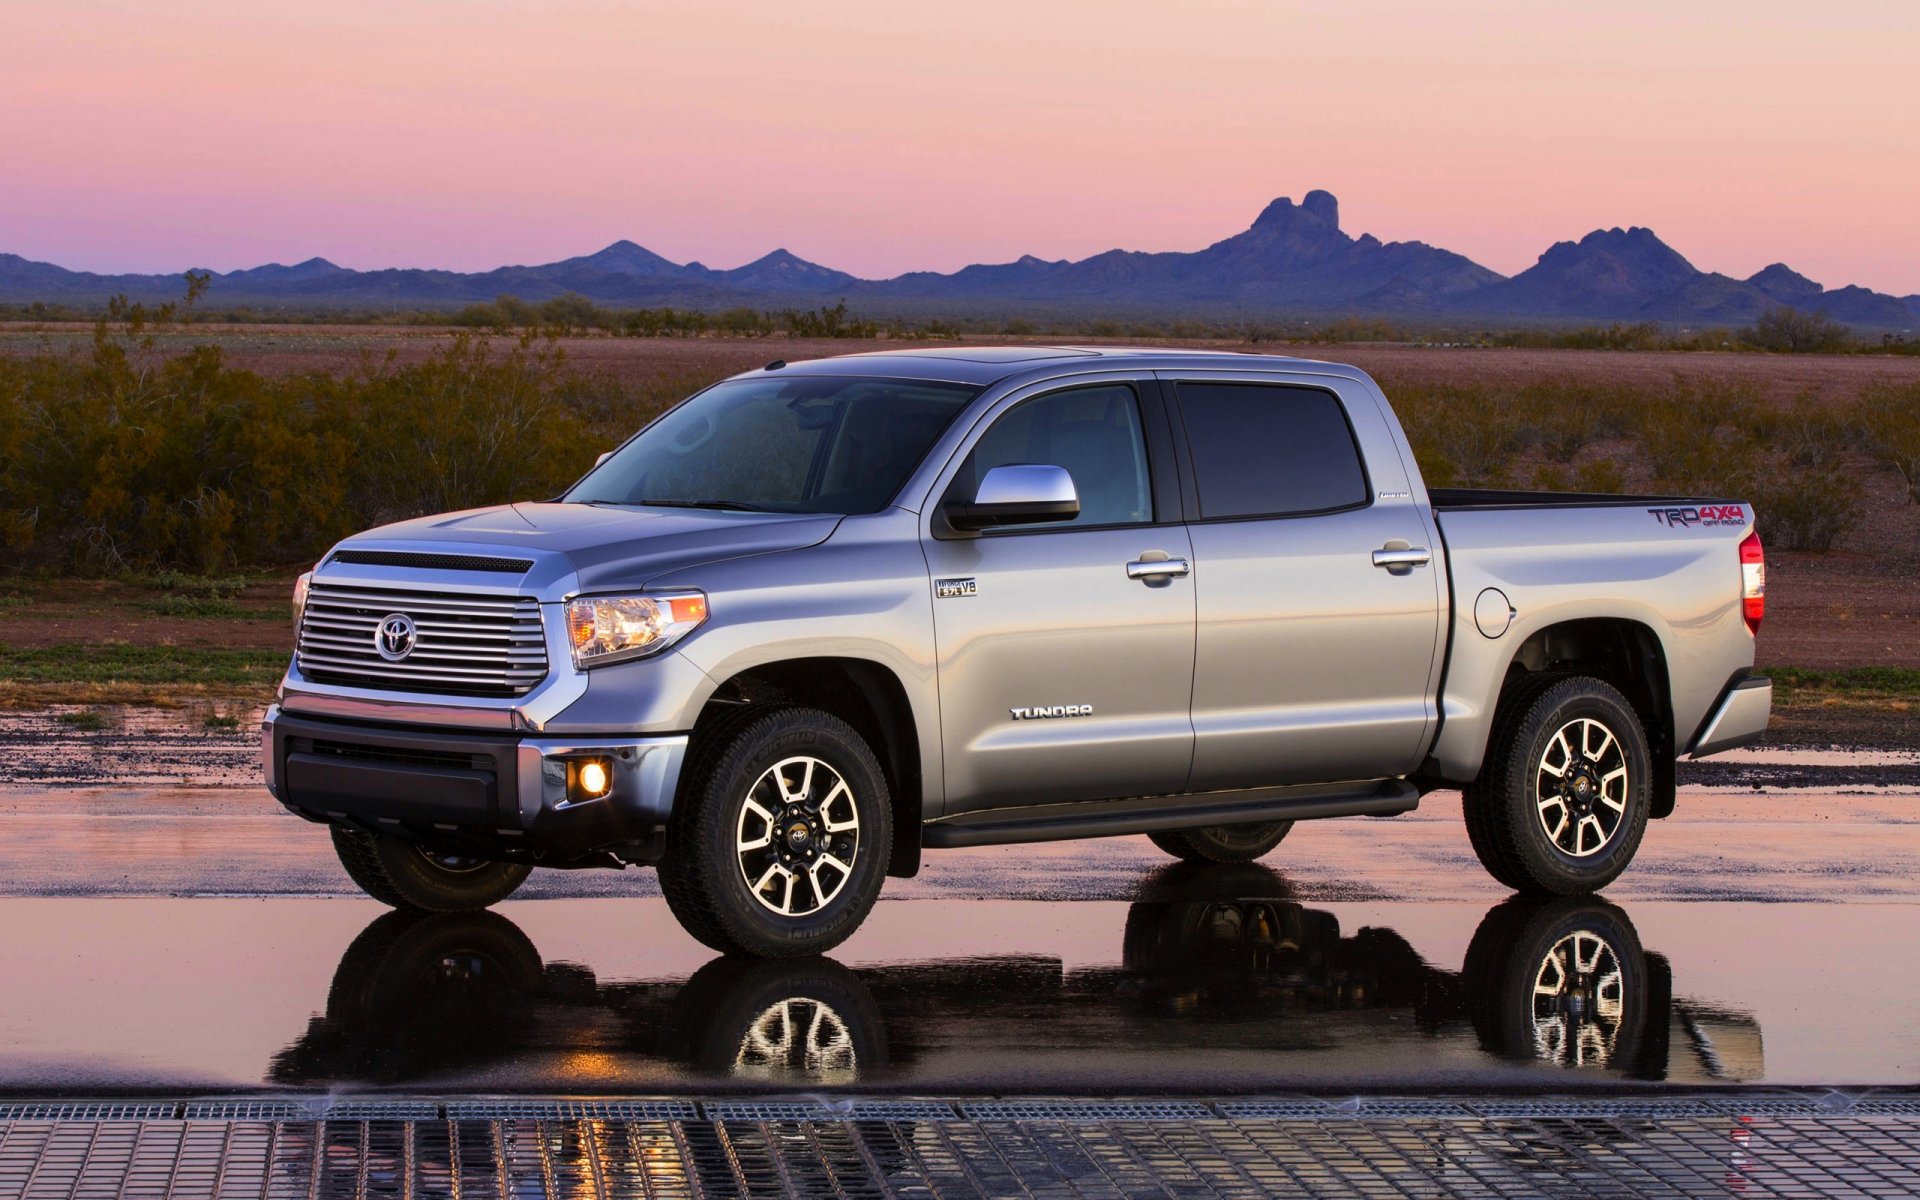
[1463,676,1652,895]
[1148,821,1293,864]
[330,827,532,912]
[658,707,892,958]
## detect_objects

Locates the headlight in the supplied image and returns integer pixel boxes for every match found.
[567,592,708,668]
[292,571,313,625]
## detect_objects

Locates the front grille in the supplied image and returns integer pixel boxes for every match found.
[296,583,548,697]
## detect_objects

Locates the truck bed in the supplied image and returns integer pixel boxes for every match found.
[1429,488,1736,511]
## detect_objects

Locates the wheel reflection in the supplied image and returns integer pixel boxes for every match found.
[271,875,1757,1089]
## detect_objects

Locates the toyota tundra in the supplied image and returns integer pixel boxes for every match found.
[262,347,1772,956]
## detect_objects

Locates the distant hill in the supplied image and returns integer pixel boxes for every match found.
[3,193,1913,330]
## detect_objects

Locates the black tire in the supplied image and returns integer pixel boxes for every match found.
[658,706,892,958]
[1462,895,1649,1074]
[1463,675,1652,895]
[329,826,531,912]
[1147,820,1293,864]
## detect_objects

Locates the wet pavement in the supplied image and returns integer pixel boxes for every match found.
[4,742,1920,1196]
[1,734,1917,1097]
[3,781,1920,1093]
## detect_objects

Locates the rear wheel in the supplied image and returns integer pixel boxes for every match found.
[329,826,532,912]
[658,707,892,958]
[1464,675,1652,895]
[1148,821,1293,864]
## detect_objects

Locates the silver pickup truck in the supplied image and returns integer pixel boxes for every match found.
[262,347,1772,956]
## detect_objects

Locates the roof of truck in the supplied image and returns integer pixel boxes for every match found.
[746,345,1363,388]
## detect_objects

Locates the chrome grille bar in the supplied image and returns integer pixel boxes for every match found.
[297,582,549,697]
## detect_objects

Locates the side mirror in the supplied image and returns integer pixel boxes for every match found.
[594,451,612,468]
[945,464,1079,532]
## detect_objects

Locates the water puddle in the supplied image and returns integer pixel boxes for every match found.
[2,885,1914,1093]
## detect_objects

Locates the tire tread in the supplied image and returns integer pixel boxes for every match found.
[1463,673,1649,895]
[659,705,891,958]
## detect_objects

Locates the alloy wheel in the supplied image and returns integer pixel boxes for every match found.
[735,756,861,916]
[1534,717,1630,858]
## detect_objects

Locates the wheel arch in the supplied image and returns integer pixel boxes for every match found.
[695,655,926,877]
[1496,617,1676,818]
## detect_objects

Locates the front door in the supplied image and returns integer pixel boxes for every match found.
[923,381,1196,814]
[1167,376,1445,791]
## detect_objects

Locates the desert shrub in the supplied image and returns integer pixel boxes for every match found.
[1510,380,1638,463]
[0,321,693,572]
[1531,457,1627,493]
[536,292,609,334]
[1633,377,1767,494]
[1857,380,1920,504]
[450,300,510,330]
[1747,462,1862,551]
[1754,394,1858,467]
[1386,380,1530,487]
[781,302,879,339]
[1741,306,1853,354]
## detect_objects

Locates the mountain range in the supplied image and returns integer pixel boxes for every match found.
[4,190,1916,329]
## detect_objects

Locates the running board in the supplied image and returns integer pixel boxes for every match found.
[921,779,1419,849]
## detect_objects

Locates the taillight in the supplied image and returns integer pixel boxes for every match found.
[1739,530,1765,635]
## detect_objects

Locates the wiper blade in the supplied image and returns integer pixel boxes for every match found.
[637,498,778,512]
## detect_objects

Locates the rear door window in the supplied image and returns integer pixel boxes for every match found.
[1174,383,1368,519]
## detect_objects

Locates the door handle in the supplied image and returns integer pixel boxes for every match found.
[1371,547,1432,568]
[1126,557,1191,580]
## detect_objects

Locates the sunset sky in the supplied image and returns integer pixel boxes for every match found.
[3,0,1916,293]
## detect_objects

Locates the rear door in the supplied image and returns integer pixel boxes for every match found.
[921,378,1195,814]
[1165,373,1444,791]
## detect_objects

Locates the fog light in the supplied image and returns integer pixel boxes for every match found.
[570,757,614,801]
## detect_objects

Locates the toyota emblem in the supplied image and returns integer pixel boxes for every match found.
[375,613,417,661]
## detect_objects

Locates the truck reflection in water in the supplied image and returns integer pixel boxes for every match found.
[271,864,1761,1089]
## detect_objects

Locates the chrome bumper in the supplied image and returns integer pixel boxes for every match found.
[1688,677,1772,759]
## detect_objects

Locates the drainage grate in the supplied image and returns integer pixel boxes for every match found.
[309,1099,441,1121]
[446,1098,699,1121]
[4,1096,1920,1199]
[1466,1096,1725,1118]
[704,1099,958,1122]
[959,1099,1217,1121]
[180,1100,318,1122]
[0,1102,179,1121]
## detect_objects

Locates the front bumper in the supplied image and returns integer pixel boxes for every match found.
[262,706,686,865]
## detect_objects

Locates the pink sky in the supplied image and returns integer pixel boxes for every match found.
[3,0,1916,293]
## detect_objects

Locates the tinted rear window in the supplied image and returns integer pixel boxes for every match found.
[1175,383,1368,519]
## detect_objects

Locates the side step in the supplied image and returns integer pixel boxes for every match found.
[922,779,1419,849]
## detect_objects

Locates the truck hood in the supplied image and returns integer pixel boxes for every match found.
[342,502,842,591]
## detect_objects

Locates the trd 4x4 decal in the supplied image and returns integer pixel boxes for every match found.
[1648,504,1747,528]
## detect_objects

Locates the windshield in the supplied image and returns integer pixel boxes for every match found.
[567,375,980,515]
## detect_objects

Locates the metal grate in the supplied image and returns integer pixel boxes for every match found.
[296,583,548,697]
[959,1099,1217,1121]
[704,1099,958,1123]
[11,1098,1920,1190]
[6,1109,1920,1199]
[445,1099,699,1121]
[328,550,534,574]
